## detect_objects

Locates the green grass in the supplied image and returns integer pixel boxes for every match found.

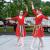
[0,26,14,32]
[0,26,50,34]
[0,26,33,32]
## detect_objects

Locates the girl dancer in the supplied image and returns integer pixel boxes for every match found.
[6,4,28,47]
[31,1,48,49]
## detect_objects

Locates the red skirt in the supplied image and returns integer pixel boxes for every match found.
[16,24,26,37]
[32,27,45,37]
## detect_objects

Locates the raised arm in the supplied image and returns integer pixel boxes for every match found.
[31,1,35,10]
[31,1,37,15]
[23,4,28,17]
[24,3,28,12]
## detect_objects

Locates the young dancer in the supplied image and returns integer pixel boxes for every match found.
[31,1,48,49]
[6,4,28,47]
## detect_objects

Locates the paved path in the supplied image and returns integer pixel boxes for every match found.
[0,35,50,50]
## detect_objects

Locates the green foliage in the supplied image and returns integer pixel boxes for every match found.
[42,6,50,16]
[33,0,41,8]
[0,0,50,18]
[46,2,50,6]
[0,0,5,18]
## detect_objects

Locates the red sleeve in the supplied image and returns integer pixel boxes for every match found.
[32,9,37,15]
[10,16,18,20]
[42,15,48,20]
[23,11,28,17]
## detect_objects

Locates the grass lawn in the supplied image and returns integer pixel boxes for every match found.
[0,26,50,35]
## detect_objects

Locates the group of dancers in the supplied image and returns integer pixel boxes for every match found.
[6,1,48,50]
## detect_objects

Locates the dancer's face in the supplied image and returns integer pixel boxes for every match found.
[36,10,42,14]
[19,10,23,16]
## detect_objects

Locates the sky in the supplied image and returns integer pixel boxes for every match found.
[4,0,50,2]
[4,0,13,2]
[42,0,50,2]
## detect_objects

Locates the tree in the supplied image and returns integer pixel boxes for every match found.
[0,0,5,18]
[0,0,50,18]
[42,6,50,16]
[46,2,50,6]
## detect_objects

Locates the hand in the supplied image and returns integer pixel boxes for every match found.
[30,1,33,5]
[30,1,34,9]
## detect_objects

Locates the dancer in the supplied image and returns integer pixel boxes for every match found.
[6,4,28,47]
[31,1,48,49]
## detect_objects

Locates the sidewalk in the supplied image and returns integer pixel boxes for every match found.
[0,35,50,50]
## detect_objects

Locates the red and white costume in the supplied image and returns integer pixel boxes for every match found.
[32,26,44,37]
[32,9,48,25]
[10,11,28,37]
[32,9,48,37]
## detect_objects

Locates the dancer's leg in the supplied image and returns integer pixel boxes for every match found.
[16,25,21,46]
[19,37,24,47]
[20,26,25,47]
[38,38,40,50]
[18,26,25,47]
[38,37,43,50]
[31,37,37,49]
[39,37,43,47]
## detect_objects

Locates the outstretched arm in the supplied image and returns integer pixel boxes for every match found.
[6,16,18,20]
[42,15,48,20]
[45,16,48,20]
